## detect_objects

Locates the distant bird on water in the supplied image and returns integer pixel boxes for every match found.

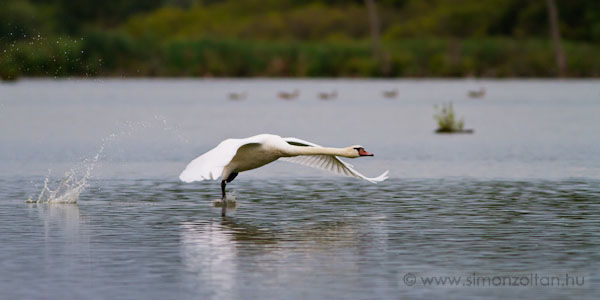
[228,92,247,100]
[318,90,337,100]
[277,89,300,100]
[468,87,486,98]
[382,88,398,98]
[179,134,389,216]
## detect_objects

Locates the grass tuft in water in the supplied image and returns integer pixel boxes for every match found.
[434,102,473,134]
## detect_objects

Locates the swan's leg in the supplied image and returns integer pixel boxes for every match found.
[220,173,238,217]
[226,172,238,183]
[221,180,227,216]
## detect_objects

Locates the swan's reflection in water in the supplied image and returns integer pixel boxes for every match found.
[180,220,238,299]
[179,219,279,298]
[179,215,390,298]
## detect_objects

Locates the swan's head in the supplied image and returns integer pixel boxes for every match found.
[350,145,373,157]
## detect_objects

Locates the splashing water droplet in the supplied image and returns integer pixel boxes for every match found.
[30,145,104,204]
[28,117,189,204]
[213,191,237,208]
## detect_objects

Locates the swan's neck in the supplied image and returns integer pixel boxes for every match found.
[286,146,355,158]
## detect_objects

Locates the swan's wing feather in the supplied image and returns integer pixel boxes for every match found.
[283,137,323,147]
[179,135,266,183]
[281,137,389,183]
[280,155,389,183]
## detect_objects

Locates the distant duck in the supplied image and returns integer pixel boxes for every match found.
[228,92,247,101]
[468,87,486,99]
[382,88,398,98]
[318,90,337,100]
[277,89,300,100]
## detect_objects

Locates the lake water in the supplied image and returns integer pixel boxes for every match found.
[0,79,599,299]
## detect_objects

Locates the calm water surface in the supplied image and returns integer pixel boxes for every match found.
[0,79,599,299]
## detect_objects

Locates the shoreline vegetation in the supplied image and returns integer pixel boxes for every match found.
[3,37,600,80]
[2,0,600,80]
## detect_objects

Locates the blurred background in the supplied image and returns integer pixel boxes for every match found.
[1,0,600,80]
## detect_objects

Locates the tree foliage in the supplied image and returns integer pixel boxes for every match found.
[2,0,600,79]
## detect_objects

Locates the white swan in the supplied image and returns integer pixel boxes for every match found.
[180,134,389,216]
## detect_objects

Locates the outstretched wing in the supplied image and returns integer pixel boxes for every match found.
[280,137,389,183]
[179,135,265,183]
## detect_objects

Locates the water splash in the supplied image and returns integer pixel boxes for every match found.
[31,171,86,204]
[28,145,104,204]
[153,115,189,144]
[27,116,189,204]
[213,191,237,208]
[27,127,127,204]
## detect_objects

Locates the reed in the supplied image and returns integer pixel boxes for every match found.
[434,102,472,134]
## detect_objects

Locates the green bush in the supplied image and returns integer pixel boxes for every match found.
[434,102,465,133]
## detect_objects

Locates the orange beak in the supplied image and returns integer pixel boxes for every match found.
[358,148,374,156]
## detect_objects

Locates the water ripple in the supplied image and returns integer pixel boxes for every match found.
[0,178,598,299]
